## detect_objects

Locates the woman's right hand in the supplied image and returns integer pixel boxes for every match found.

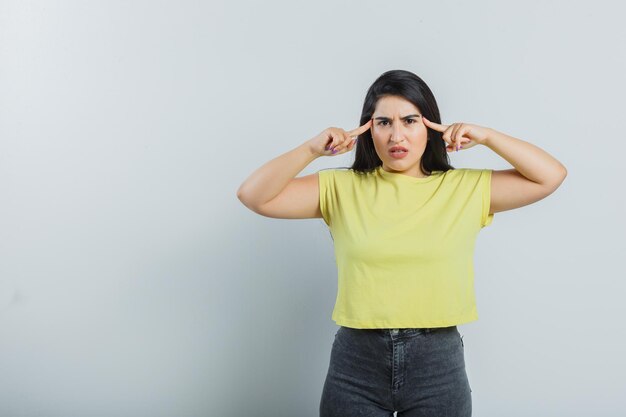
[307,119,373,157]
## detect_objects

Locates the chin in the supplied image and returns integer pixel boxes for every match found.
[388,158,415,165]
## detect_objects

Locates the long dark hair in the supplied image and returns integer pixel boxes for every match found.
[350,70,454,175]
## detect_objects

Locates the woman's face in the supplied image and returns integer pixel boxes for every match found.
[370,95,429,178]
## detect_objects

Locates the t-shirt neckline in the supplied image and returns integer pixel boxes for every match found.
[376,166,442,183]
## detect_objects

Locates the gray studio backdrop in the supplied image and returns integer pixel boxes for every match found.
[1,1,624,416]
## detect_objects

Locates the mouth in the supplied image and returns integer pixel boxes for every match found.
[389,146,409,159]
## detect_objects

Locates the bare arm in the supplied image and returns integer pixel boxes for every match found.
[484,128,567,187]
[484,128,567,213]
[236,121,371,213]
[236,142,319,211]
[422,117,567,214]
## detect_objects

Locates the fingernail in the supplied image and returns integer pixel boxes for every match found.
[332,149,337,154]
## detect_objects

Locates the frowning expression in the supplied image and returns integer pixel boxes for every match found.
[371,95,429,178]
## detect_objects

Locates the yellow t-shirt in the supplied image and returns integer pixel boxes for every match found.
[318,165,494,329]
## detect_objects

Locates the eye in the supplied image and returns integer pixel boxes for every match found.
[377,119,416,126]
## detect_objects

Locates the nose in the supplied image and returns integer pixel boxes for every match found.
[390,121,405,143]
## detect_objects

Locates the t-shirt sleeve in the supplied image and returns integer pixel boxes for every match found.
[318,169,335,227]
[480,169,494,228]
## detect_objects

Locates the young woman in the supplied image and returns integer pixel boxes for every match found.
[237,70,567,417]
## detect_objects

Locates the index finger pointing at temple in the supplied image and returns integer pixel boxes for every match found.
[422,116,449,133]
[347,119,373,138]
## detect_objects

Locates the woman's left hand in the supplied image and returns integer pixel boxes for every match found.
[422,116,491,152]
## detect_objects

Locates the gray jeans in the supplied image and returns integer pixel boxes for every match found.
[319,325,472,417]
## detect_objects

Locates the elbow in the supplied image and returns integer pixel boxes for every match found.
[236,182,250,202]
[236,186,250,207]
[236,188,261,213]
[557,164,568,185]
[550,162,568,184]
[237,194,255,213]
[544,166,567,193]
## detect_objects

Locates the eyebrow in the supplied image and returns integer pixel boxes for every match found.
[373,114,421,121]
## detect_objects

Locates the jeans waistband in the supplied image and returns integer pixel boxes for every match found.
[340,326,456,335]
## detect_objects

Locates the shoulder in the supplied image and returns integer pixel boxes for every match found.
[443,167,488,174]
[318,167,368,180]
[440,168,492,190]
[442,167,491,179]
[318,168,376,192]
